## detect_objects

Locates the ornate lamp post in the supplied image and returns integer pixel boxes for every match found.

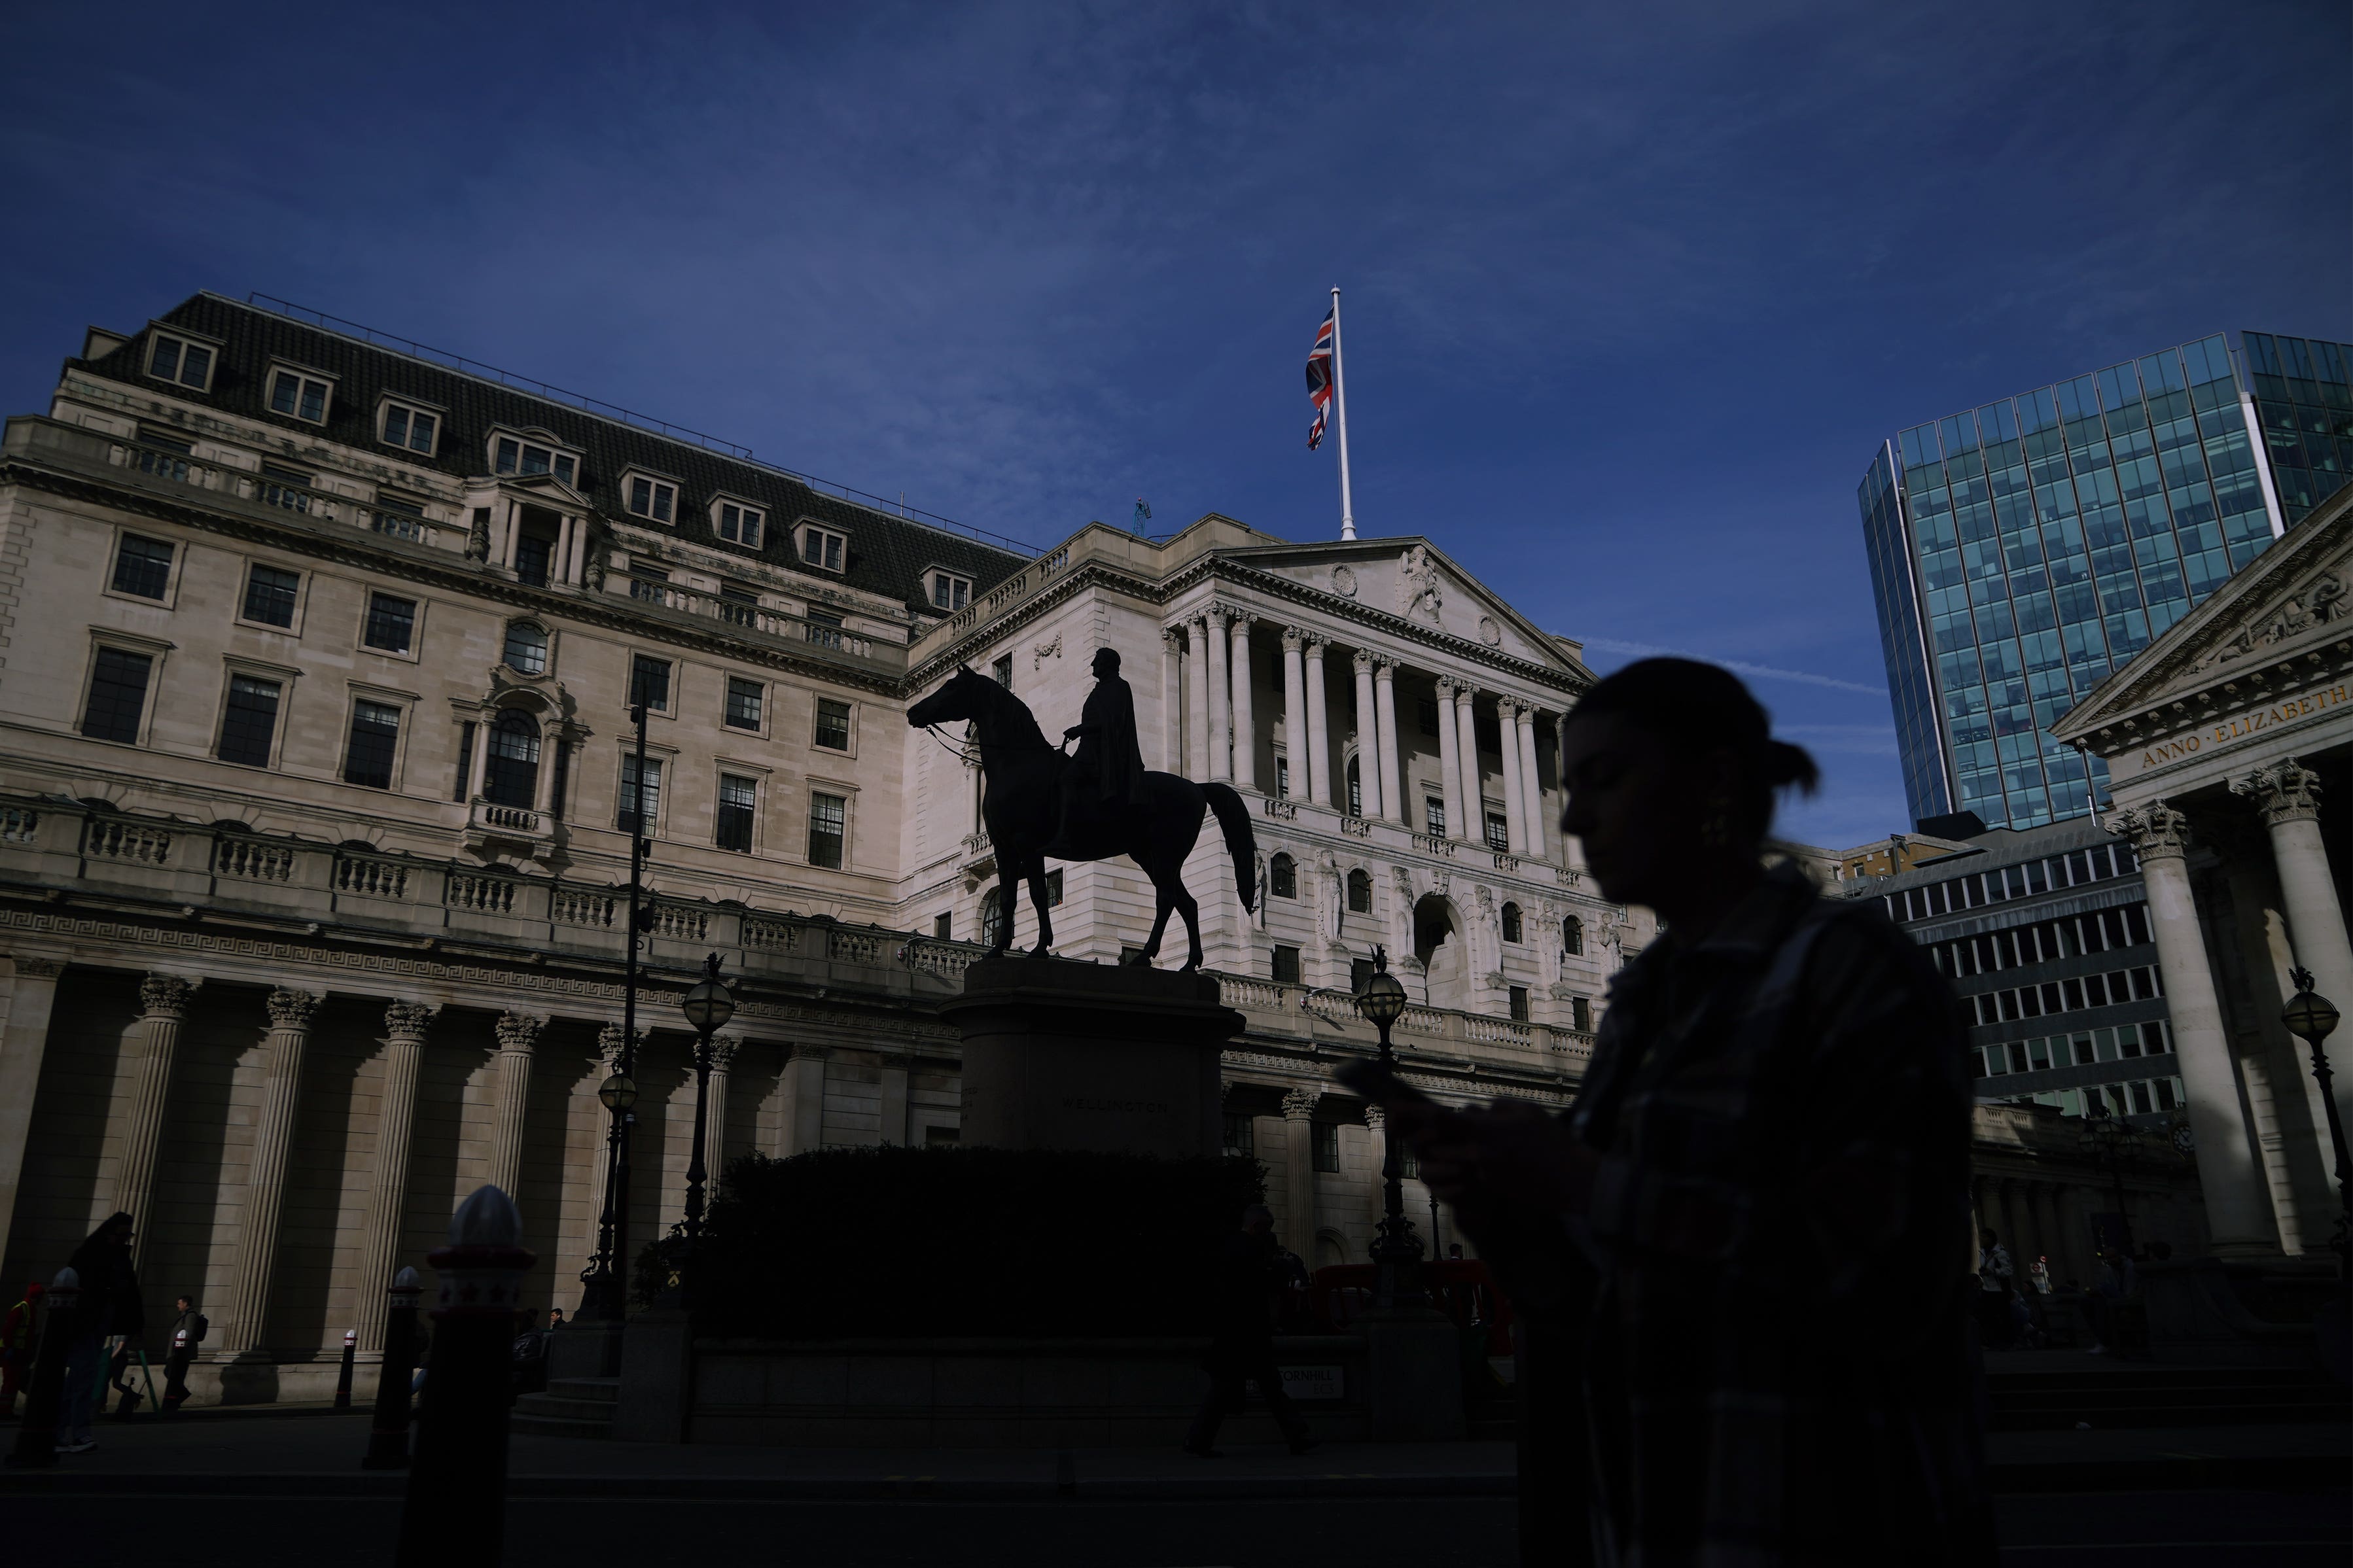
[2078,1096,2142,1259]
[578,701,655,1320]
[2281,966,2346,1276]
[1355,948,1424,1309]
[675,952,737,1298]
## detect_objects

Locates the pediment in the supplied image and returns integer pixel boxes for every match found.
[500,472,589,510]
[2053,483,2353,746]
[1224,537,1588,677]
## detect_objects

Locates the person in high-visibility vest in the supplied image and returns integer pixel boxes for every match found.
[162,1295,206,1412]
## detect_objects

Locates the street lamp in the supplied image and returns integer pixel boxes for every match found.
[2280,965,2347,1276]
[676,952,737,1297]
[578,701,656,1321]
[1355,947,1424,1309]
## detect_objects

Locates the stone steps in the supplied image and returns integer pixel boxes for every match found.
[512,1376,618,1440]
[1989,1366,2349,1430]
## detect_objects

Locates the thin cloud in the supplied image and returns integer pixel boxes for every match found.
[1574,637,1888,697]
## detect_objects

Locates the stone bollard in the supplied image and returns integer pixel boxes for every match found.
[4,1267,79,1469]
[334,1328,357,1409]
[394,1187,533,1568]
[361,1268,423,1470]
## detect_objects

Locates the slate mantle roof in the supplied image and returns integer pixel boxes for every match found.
[73,292,1029,614]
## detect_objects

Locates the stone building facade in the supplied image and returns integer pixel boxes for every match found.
[0,294,1636,1399]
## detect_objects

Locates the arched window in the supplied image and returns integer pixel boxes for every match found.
[1345,755,1362,817]
[1347,868,1372,914]
[1563,914,1583,956]
[1269,852,1296,899]
[1501,901,1523,943]
[484,710,541,807]
[503,620,548,676]
[980,896,1004,948]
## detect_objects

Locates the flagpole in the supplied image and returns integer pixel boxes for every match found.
[1330,285,1356,541]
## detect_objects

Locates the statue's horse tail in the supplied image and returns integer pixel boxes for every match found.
[1201,782,1257,915]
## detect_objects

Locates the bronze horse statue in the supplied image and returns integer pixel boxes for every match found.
[907,666,1255,968]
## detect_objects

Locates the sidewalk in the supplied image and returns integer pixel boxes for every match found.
[1,1409,2343,1498]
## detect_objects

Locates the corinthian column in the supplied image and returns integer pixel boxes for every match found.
[2107,803,2273,1255]
[1496,699,1528,854]
[1280,629,1309,801]
[489,1011,544,1197]
[1202,606,1231,781]
[223,988,319,1353]
[703,1034,740,1193]
[1228,610,1258,790]
[1434,678,1465,841]
[357,1000,435,1350]
[1187,616,1212,780]
[1161,627,1184,773]
[2233,758,2353,1141]
[1516,705,1548,860]
[1373,659,1404,824]
[1350,651,1381,818]
[1281,1087,1321,1260]
[0,956,65,1274]
[1454,684,1485,845]
[115,973,199,1267]
[1303,638,1333,806]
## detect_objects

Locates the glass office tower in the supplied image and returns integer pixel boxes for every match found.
[1860,330,2352,831]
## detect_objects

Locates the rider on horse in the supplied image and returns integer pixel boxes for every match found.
[1045,647,1149,857]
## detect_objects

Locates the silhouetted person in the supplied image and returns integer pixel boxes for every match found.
[1383,658,1996,1565]
[1977,1228,2016,1349]
[60,1211,141,1453]
[1185,1206,1314,1458]
[1046,648,1147,856]
[162,1295,205,1411]
[1,1280,40,1416]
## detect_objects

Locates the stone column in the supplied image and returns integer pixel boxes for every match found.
[1303,638,1333,806]
[1454,684,1485,846]
[1350,652,1381,818]
[357,1000,435,1351]
[1373,659,1404,824]
[1160,627,1184,773]
[1434,678,1465,842]
[222,988,320,1354]
[1496,699,1528,854]
[2107,803,2274,1256]
[1228,611,1258,791]
[535,721,563,814]
[1202,606,1231,782]
[488,1011,543,1198]
[2233,758,2353,1140]
[775,1045,829,1157]
[703,1035,739,1176]
[1516,706,1548,861]
[1185,622,1211,780]
[1280,629,1309,801]
[0,956,65,1272]
[113,973,200,1266]
[1282,1087,1320,1260]
[468,717,493,800]
[586,1022,641,1245]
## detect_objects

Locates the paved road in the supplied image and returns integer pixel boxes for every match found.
[9,1489,2345,1566]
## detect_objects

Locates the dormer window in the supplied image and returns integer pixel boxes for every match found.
[715,499,764,548]
[799,524,847,574]
[625,474,677,523]
[266,364,336,425]
[145,330,217,391]
[379,398,440,455]
[926,570,972,612]
[491,432,578,487]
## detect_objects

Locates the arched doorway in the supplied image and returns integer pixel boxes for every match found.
[1413,894,1466,1011]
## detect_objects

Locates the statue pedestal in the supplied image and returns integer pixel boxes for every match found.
[942,957,1241,1156]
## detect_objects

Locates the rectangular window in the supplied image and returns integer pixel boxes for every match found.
[1425,797,1447,837]
[628,476,677,523]
[934,912,951,939]
[924,1124,961,1146]
[724,676,764,731]
[630,655,671,712]
[111,534,174,599]
[813,697,851,751]
[147,334,214,390]
[717,503,763,547]
[364,593,416,654]
[550,739,571,822]
[1271,944,1301,983]
[343,700,400,789]
[241,564,300,627]
[618,755,663,835]
[454,721,476,801]
[80,647,153,742]
[1484,811,1510,852]
[929,571,970,610]
[268,368,331,423]
[1222,1111,1255,1158]
[1311,1120,1339,1174]
[494,438,575,484]
[991,654,1012,687]
[1044,869,1064,907]
[380,402,438,454]
[801,527,847,572]
[716,773,756,853]
[1571,996,1592,1032]
[1276,756,1290,798]
[217,674,282,767]
[807,791,847,869]
[1508,984,1530,1021]
[1351,958,1375,994]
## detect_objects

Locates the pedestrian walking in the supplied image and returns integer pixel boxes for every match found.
[1184,1206,1315,1458]
[162,1295,206,1411]
[1,1281,41,1416]
[1977,1230,2015,1350]
[1379,657,1997,1566]
[58,1212,141,1454]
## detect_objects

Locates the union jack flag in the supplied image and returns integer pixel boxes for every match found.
[1304,307,1334,449]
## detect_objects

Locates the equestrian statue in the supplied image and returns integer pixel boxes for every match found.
[906,648,1256,968]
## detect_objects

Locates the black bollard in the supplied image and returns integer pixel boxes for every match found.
[334,1327,357,1409]
[5,1267,79,1469]
[361,1267,423,1470]
[394,1186,534,1568]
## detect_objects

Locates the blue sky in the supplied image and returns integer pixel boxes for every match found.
[3,2,2344,846]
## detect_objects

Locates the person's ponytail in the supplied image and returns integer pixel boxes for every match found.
[1760,739,1820,797]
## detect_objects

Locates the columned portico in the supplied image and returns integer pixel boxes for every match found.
[1281,1087,1320,1260]
[115,973,198,1266]
[2233,759,2353,1138]
[358,1000,434,1350]
[223,987,321,1353]
[489,1011,543,1197]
